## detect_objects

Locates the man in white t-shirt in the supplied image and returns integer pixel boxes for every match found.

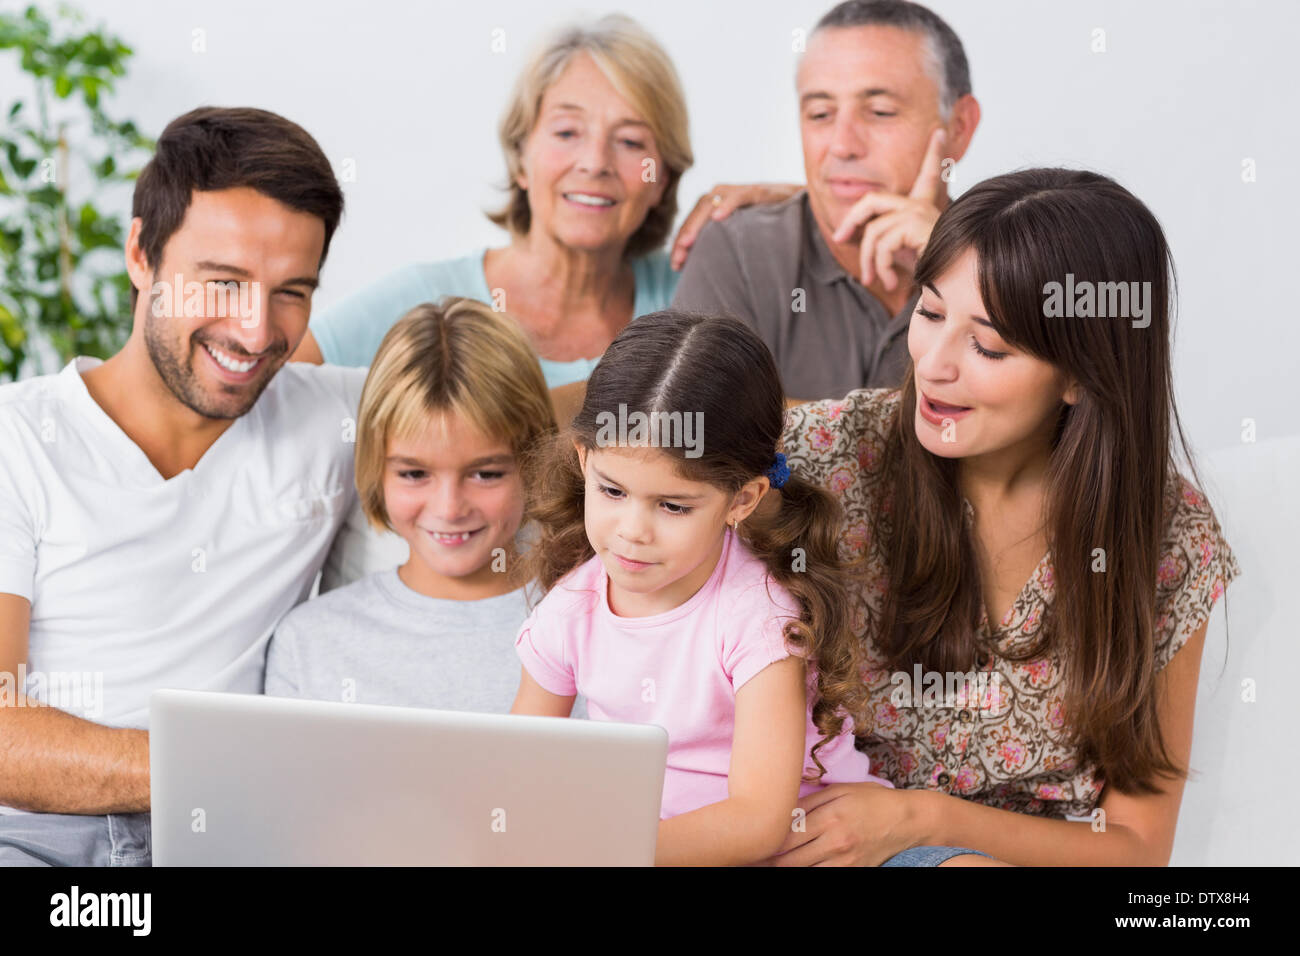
[0,106,366,865]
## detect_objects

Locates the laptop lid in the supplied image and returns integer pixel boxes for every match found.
[150,689,667,866]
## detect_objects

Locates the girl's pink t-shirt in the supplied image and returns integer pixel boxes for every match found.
[515,527,890,819]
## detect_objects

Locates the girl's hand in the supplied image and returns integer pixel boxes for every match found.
[759,782,929,866]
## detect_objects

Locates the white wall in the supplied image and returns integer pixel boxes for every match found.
[4,0,1295,459]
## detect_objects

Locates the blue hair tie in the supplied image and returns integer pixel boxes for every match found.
[766,452,790,489]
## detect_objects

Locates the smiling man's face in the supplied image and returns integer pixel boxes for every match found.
[797,24,946,236]
[133,186,324,420]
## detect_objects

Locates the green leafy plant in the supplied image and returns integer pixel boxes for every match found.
[0,3,152,381]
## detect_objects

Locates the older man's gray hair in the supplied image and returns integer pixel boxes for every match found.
[812,0,972,119]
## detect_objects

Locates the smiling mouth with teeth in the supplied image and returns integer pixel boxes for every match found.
[203,342,262,374]
[428,529,481,543]
[563,193,616,207]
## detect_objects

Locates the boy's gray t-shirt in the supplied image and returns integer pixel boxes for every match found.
[264,568,587,717]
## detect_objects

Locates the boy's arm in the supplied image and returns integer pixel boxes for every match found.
[0,593,150,814]
[655,656,806,866]
[510,667,575,718]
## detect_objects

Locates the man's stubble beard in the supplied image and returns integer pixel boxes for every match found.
[142,295,280,421]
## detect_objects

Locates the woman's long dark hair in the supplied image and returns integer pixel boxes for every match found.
[518,311,859,780]
[877,167,1209,793]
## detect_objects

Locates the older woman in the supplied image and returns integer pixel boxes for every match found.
[293,14,790,387]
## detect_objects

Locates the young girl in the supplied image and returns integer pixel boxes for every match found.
[265,297,569,714]
[509,311,890,866]
[764,168,1241,865]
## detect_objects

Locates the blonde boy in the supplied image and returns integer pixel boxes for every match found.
[264,297,563,712]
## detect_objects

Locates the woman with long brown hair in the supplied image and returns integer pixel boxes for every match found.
[765,167,1240,865]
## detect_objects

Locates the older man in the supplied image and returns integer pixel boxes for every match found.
[671,0,980,401]
[0,107,366,865]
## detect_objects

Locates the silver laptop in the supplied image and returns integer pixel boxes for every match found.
[150,689,667,866]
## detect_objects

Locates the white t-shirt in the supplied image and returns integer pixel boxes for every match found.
[0,356,367,812]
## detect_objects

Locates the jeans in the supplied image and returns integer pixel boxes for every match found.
[0,811,152,866]
[881,844,991,866]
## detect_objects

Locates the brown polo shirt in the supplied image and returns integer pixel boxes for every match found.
[670,190,915,400]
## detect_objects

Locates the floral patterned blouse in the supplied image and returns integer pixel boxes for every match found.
[782,388,1241,818]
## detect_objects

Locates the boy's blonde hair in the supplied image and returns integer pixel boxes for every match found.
[355,296,556,533]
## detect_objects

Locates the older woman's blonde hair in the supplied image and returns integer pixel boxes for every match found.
[488,13,693,258]
[355,297,557,534]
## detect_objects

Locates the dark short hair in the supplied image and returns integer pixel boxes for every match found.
[130,106,344,309]
[814,0,971,116]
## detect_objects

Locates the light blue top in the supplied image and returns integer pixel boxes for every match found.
[309,247,680,388]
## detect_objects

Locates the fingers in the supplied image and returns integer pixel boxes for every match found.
[832,191,905,245]
[859,208,933,288]
[908,127,948,205]
[670,193,720,270]
[768,836,830,867]
[873,222,912,292]
[772,825,816,858]
[671,184,797,270]
[770,788,842,858]
[771,786,882,866]
[771,822,861,867]
[834,130,945,252]
[858,210,902,286]
[796,783,851,813]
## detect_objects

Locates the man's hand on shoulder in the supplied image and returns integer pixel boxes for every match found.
[671,183,803,271]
